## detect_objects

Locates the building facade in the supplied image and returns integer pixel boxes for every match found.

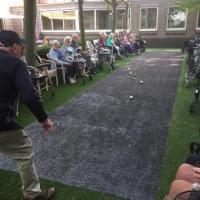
[4,0,200,47]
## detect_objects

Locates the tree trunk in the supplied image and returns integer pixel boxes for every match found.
[24,0,37,66]
[0,19,3,30]
[78,0,86,51]
[124,2,129,30]
[111,1,117,33]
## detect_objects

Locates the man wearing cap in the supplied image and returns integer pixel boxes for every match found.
[0,30,55,200]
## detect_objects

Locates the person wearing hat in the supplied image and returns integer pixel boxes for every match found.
[0,30,55,200]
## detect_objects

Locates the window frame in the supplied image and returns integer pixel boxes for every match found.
[40,8,127,32]
[83,10,95,31]
[166,7,187,31]
[139,6,158,31]
[40,9,77,32]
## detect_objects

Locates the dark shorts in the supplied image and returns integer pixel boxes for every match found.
[185,154,200,166]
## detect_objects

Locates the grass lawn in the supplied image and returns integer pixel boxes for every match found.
[1,50,199,200]
[155,56,200,200]
[147,48,180,52]
[0,56,134,200]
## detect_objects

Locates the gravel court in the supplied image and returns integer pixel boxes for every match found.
[0,51,183,200]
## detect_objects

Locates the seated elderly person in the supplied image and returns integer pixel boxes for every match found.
[106,32,122,58]
[70,34,79,51]
[48,40,76,84]
[68,34,92,77]
[61,36,74,58]
[98,32,107,48]
[164,154,200,200]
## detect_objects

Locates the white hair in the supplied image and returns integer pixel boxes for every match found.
[63,36,71,42]
[100,32,107,37]
[51,40,60,46]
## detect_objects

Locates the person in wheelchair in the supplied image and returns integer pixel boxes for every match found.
[70,33,79,51]
[61,36,75,64]
[97,32,107,48]
[122,31,135,54]
[164,149,200,200]
[114,32,127,57]
[106,32,122,58]
[68,34,90,78]
[48,40,76,84]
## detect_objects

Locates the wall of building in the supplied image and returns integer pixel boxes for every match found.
[131,0,200,47]
[3,18,23,36]
[9,0,200,47]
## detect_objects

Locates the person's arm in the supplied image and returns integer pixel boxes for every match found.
[192,167,200,181]
[13,60,53,131]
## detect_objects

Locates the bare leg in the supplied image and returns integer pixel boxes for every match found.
[176,164,198,183]
[167,180,192,200]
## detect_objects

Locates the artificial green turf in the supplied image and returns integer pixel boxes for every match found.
[155,56,200,200]
[0,170,125,200]
[0,56,133,200]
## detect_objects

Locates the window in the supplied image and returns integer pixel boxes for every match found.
[140,7,158,31]
[40,8,127,31]
[40,10,76,31]
[51,11,64,30]
[63,11,76,30]
[116,10,126,29]
[96,10,111,30]
[197,11,200,29]
[95,9,126,30]
[83,11,95,30]
[167,7,187,30]
[41,12,52,30]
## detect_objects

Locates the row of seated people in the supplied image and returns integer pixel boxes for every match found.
[47,34,90,84]
[23,34,93,96]
[96,30,146,58]
[34,31,146,89]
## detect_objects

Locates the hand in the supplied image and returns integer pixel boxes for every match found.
[192,167,200,181]
[42,119,53,132]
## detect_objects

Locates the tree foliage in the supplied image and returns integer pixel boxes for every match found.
[173,0,200,12]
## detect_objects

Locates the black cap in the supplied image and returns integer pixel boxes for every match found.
[0,30,26,47]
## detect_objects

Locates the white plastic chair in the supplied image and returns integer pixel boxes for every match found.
[86,41,99,66]
[36,55,59,86]
[46,53,66,84]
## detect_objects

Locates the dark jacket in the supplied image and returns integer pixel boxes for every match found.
[0,50,48,132]
[70,40,78,50]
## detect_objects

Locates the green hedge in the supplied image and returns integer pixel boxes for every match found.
[37,45,51,59]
